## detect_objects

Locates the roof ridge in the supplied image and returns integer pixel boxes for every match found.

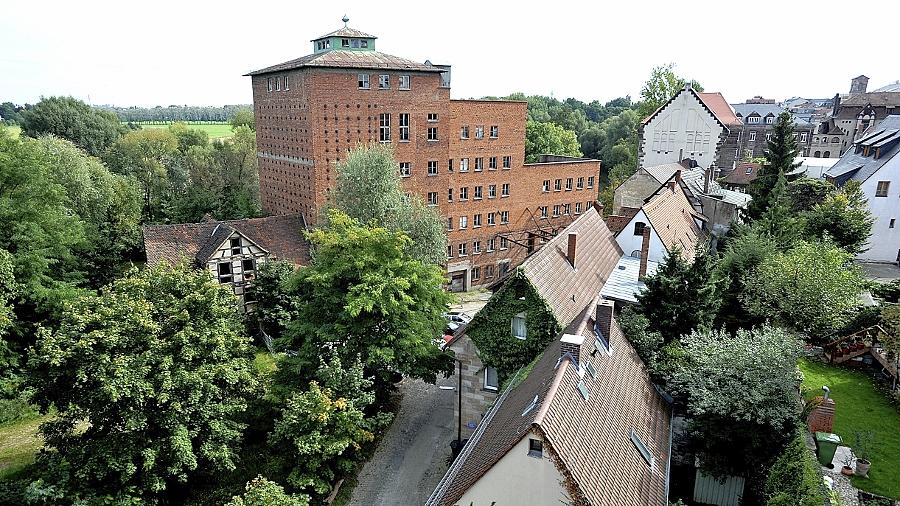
[533,356,573,426]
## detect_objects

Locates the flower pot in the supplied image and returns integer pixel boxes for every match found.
[841,465,854,476]
[855,459,870,477]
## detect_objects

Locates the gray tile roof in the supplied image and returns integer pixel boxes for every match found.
[825,115,900,184]
[840,92,900,107]
[643,164,751,208]
[731,103,811,127]
[245,50,444,76]
[600,255,659,303]
[312,26,377,40]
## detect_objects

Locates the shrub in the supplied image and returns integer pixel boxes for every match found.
[764,430,826,506]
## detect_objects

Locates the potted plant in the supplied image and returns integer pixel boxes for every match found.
[841,452,854,476]
[854,431,873,478]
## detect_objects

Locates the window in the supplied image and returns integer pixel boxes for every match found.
[500,211,509,224]
[427,192,438,206]
[540,206,548,218]
[351,39,360,48]
[832,137,840,143]
[242,258,255,272]
[575,202,582,214]
[501,183,510,197]
[475,157,483,171]
[217,262,233,283]
[563,203,571,215]
[274,76,280,91]
[427,127,438,141]
[576,177,584,189]
[472,266,481,281]
[749,131,757,142]
[528,438,543,458]
[630,429,654,467]
[487,238,495,251]
[283,75,289,90]
[542,180,550,192]
[553,205,560,217]
[230,237,241,255]
[460,158,469,172]
[577,380,589,400]
[399,75,410,90]
[511,312,527,339]
[499,260,510,275]
[447,244,453,258]
[473,240,481,253]
[489,156,497,170]
[378,74,390,89]
[487,212,496,226]
[460,125,469,139]
[475,126,484,139]
[427,160,438,176]
[891,219,896,229]
[379,113,391,142]
[554,179,562,191]
[745,166,753,175]
[587,176,595,188]
[502,156,511,169]
[473,213,482,227]
[488,184,497,198]
[459,187,468,201]
[342,38,350,48]
[358,74,370,89]
[766,133,772,141]
[747,116,761,124]
[448,159,454,172]
[267,77,272,92]
[399,162,411,177]
[360,39,368,48]
[486,264,494,277]
[765,116,775,125]
[459,216,468,229]
[447,217,453,231]
[474,186,483,199]
[427,113,438,122]
[397,113,410,141]
[490,125,499,138]
[565,178,573,191]
[459,242,467,256]
[800,132,808,142]
[634,221,646,236]
[876,181,890,197]
[484,366,499,390]
[448,188,453,202]
[500,236,509,249]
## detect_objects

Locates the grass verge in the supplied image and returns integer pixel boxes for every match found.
[0,415,46,479]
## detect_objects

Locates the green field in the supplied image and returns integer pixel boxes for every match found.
[137,122,234,140]
[799,359,900,499]
[0,415,45,478]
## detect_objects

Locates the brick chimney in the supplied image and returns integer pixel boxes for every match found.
[567,233,577,269]
[593,201,604,215]
[638,226,651,279]
[595,299,615,348]
[674,169,682,186]
[808,396,836,433]
[704,166,712,194]
[560,333,584,366]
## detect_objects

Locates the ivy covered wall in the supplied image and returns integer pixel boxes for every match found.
[466,271,562,380]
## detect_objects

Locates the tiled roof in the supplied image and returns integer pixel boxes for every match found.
[600,255,659,304]
[605,206,640,234]
[143,214,310,267]
[731,103,811,127]
[430,302,672,506]
[245,50,444,76]
[312,26,377,41]
[643,163,751,209]
[519,207,623,327]
[826,115,900,184]
[840,92,900,107]
[872,81,900,93]
[697,92,742,126]
[722,162,761,186]
[642,177,704,261]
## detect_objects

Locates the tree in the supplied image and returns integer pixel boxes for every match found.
[27,263,258,498]
[787,177,835,213]
[226,476,309,506]
[636,248,720,344]
[329,143,446,265]
[637,63,703,119]
[279,210,454,387]
[745,112,801,221]
[169,122,210,153]
[104,127,180,222]
[743,241,866,339]
[713,227,776,332]
[246,260,300,339]
[230,108,256,131]
[805,180,874,255]
[21,96,125,156]
[0,102,26,124]
[669,326,802,477]
[524,120,581,163]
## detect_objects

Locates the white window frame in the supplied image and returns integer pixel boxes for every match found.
[427,160,438,176]
[511,312,527,340]
[475,126,484,139]
[398,75,410,90]
[358,74,370,90]
[459,216,468,229]
[749,131,757,142]
[427,127,438,141]
[399,162,411,177]
[490,125,499,138]
[427,192,438,206]
[500,211,509,224]
[379,113,391,142]
[399,113,410,142]
[501,183,510,197]
[484,366,499,390]
[378,74,390,89]
[460,158,469,172]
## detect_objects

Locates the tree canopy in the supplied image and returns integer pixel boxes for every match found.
[637,63,703,120]
[804,180,874,255]
[745,112,801,221]
[524,120,582,163]
[21,96,125,156]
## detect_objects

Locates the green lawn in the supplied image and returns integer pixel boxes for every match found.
[0,415,46,479]
[799,359,900,499]
[137,122,234,140]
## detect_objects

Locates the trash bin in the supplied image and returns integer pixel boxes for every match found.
[815,432,842,467]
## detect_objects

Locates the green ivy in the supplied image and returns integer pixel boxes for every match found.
[466,271,562,381]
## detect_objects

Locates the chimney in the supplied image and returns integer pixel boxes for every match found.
[667,180,675,191]
[639,226,651,279]
[850,75,869,95]
[808,395,836,433]
[595,299,615,348]
[674,169,682,186]
[567,233,577,269]
[832,93,841,117]
[560,333,584,366]
[593,201,604,216]
[704,166,712,194]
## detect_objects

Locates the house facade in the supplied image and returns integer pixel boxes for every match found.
[142,214,309,310]
[731,100,813,159]
[638,86,741,172]
[830,75,900,151]
[825,115,900,263]
[246,20,600,291]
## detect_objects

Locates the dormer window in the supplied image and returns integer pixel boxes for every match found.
[747,116,761,124]
[765,116,775,124]
[360,39,368,48]
[341,38,350,48]
[633,221,646,236]
[351,39,360,48]
[511,312,527,340]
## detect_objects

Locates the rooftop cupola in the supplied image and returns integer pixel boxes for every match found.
[311,16,377,53]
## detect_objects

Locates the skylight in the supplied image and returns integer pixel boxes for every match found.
[577,381,589,400]
[521,394,540,417]
[630,429,654,467]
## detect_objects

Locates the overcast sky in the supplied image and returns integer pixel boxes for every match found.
[3,0,899,108]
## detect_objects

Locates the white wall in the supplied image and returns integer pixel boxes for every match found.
[858,157,900,262]
[616,209,668,263]
[641,90,723,171]
[456,434,569,506]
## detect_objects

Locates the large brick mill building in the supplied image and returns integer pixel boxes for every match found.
[246,20,600,291]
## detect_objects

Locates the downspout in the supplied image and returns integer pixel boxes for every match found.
[664,407,675,506]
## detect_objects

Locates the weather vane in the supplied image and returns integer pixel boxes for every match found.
[342,15,349,26]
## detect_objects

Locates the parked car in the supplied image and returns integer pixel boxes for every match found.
[443,311,472,325]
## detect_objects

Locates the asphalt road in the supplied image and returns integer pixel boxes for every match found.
[348,375,457,506]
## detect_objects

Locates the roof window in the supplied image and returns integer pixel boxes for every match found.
[576,380,589,400]
[630,429,654,467]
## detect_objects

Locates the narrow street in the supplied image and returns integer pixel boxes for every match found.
[348,375,457,506]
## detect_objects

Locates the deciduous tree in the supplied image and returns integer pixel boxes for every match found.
[21,96,125,156]
[226,476,309,506]
[637,63,703,119]
[524,120,581,163]
[805,180,874,255]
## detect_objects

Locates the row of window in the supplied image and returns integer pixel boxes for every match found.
[447,210,511,230]
[399,156,513,177]
[266,75,290,92]
[745,131,808,143]
[460,125,499,140]
[378,113,436,142]
[536,201,594,219]
[443,184,511,203]
[358,73,410,91]
[742,115,775,125]
[813,136,841,144]
[447,236,511,258]
[541,176,595,192]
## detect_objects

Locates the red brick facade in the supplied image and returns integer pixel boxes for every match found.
[250,35,600,290]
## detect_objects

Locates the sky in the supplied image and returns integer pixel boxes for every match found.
[3,0,899,108]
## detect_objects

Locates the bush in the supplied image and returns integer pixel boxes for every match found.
[764,430,826,506]
[0,392,36,425]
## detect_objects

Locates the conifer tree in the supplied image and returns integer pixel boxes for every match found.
[745,112,801,221]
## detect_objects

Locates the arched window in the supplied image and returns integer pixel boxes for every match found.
[634,221,646,236]
[824,151,831,158]
[814,151,821,158]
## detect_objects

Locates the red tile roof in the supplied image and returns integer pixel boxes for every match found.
[642,176,704,261]
[143,214,310,267]
[697,92,742,126]
[722,162,761,186]
[605,206,640,234]
[245,50,444,76]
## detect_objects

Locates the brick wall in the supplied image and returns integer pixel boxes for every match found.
[448,334,499,440]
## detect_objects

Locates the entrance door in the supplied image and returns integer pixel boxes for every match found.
[449,272,467,292]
